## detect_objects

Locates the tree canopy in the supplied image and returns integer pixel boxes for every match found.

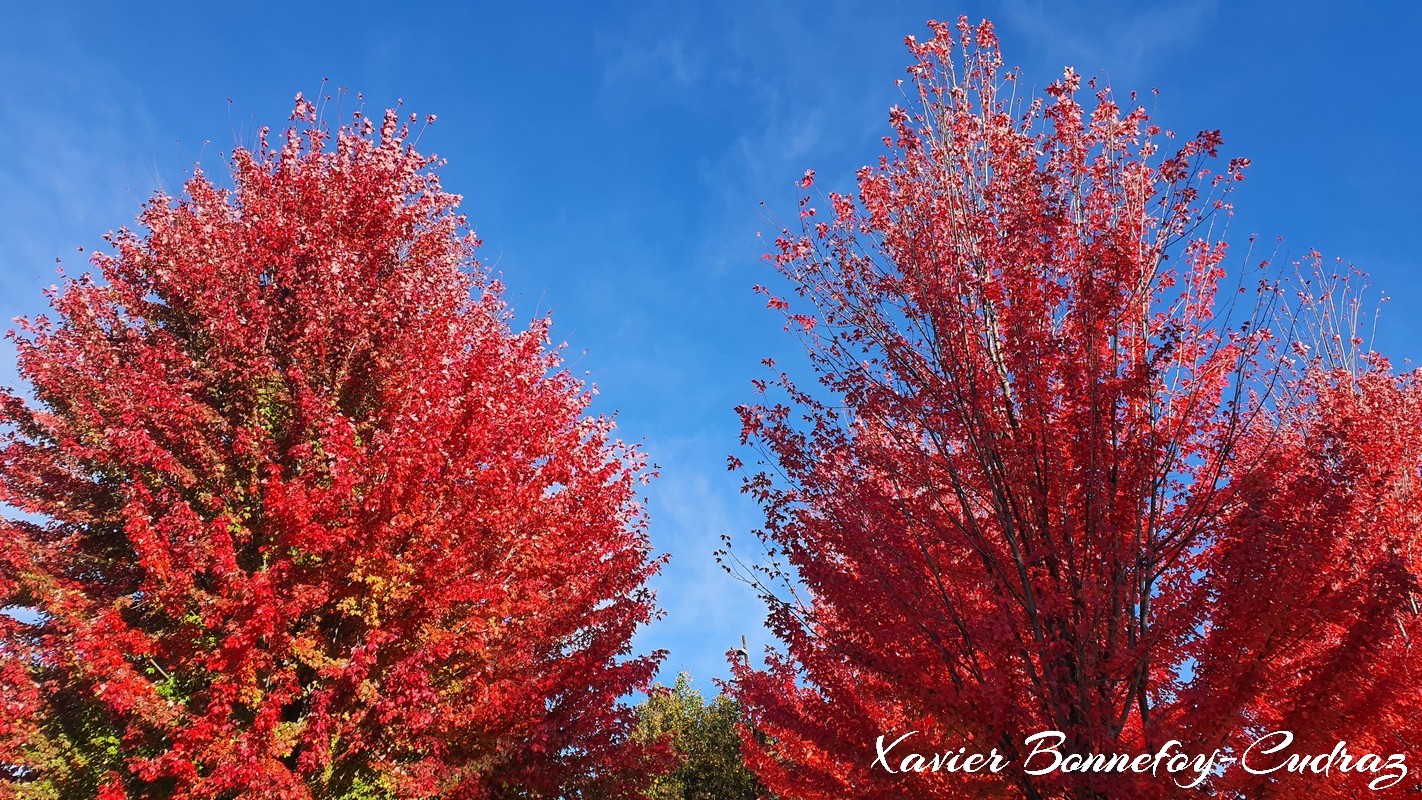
[0,100,665,799]
[727,18,1422,799]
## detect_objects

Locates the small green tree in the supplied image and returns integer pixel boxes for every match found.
[633,674,764,800]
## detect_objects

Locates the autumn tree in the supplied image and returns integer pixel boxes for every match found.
[632,674,765,800]
[0,97,666,799]
[726,19,1421,800]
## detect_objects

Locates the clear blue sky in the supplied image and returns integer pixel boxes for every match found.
[2,1,1419,690]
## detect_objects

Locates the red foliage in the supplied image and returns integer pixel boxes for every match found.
[0,98,665,799]
[728,19,1421,799]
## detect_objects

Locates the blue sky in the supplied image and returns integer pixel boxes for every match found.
[2,1,1420,691]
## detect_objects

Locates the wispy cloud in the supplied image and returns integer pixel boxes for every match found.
[1000,0,1217,83]
[0,35,160,390]
[600,35,704,91]
[632,431,773,690]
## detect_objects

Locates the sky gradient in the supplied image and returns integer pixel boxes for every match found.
[3,1,1420,690]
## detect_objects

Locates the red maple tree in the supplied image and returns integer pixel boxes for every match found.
[727,19,1421,799]
[0,98,665,799]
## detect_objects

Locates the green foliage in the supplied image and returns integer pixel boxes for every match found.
[633,674,764,800]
